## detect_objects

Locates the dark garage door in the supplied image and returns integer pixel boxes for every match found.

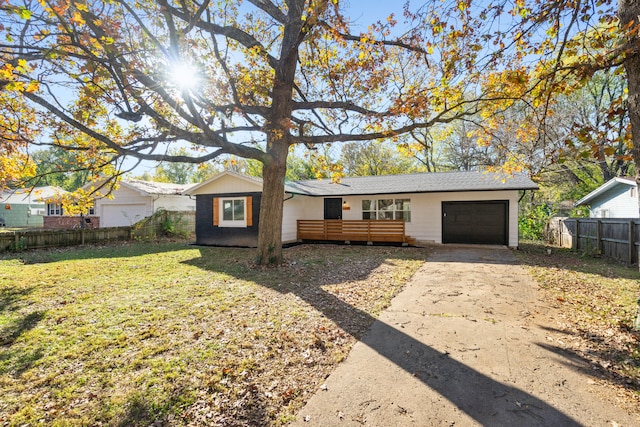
[442,201,508,245]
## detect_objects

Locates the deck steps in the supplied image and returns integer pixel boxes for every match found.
[404,236,417,245]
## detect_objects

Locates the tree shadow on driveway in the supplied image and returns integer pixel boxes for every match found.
[357,319,580,425]
[186,245,581,426]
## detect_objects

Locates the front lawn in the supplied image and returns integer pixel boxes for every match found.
[516,243,640,404]
[0,242,428,426]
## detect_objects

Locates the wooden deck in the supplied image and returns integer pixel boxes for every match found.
[297,219,415,244]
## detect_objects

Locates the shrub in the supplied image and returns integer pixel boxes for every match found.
[519,204,552,241]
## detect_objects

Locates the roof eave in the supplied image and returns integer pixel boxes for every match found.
[186,171,263,195]
[285,186,538,198]
[575,177,636,206]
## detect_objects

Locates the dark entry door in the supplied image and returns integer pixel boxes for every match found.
[324,198,343,220]
[442,201,508,245]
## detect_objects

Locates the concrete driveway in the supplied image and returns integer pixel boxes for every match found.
[291,245,639,426]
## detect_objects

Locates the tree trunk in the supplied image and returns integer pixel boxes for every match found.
[619,0,640,272]
[255,0,303,265]
[255,78,296,265]
[619,0,640,191]
[256,141,289,265]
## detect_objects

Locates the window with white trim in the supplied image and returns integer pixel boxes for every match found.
[362,198,411,222]
[47,203,63,216]
[220,198,246,227]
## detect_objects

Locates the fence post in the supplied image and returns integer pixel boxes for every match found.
[557,219,562,247]
[630,220,635,265]
[596,220,602,254]
[573,220,579,250]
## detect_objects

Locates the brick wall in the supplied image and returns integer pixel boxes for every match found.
[44,216,100,229]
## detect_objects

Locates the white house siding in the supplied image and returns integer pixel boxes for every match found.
[589,186,639,218]
[282,196,307,243]
[281,195,327,243]
[191,174,263,195]
[287,190,521,247]
[153,194,196,212]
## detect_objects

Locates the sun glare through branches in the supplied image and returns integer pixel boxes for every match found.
[167,61,202,92]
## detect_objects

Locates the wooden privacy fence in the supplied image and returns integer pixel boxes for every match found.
[297,219,410,243]
[0,227,133,252]
[546,217,640,264]
[0,210,195,252]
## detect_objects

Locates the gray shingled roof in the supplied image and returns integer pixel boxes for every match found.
[0,186,68,203]
[284,171,537,196]
[124,179,195,195]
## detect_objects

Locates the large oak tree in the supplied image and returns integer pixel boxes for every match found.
[0,0,502,264]
[4,0,636,263]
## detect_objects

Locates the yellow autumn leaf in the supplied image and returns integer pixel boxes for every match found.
[7,81,25,91]
[25,80,40,93]
[0,64,14,79]
[71,11,85,25]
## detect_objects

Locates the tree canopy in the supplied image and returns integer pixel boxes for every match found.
[0,0,509,263]
[1,0,639,263]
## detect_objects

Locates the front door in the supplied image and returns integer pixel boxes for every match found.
[324,198,343,220]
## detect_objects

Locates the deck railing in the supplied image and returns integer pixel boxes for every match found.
[297,219,407,243]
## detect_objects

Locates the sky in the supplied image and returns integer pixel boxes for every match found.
[343,0,407,28]
[123,0,416,177]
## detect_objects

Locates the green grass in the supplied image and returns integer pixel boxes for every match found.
[4,240,640,423]
[0,241,428,426]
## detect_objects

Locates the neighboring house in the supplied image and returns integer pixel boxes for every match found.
[0,186,68,228]
[90,179,196,227]
[43,199,100,229]
[186,171,538,248]
[575,177,639,218]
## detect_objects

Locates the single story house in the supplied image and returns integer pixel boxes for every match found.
[88,179,196,227]
[186,171,538,248]
[0,186,68,228]
[575,177,639,219]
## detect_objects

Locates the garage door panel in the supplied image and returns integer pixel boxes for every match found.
[101,204,148,227]
[453,213,472,223]
[443,201,507,245]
